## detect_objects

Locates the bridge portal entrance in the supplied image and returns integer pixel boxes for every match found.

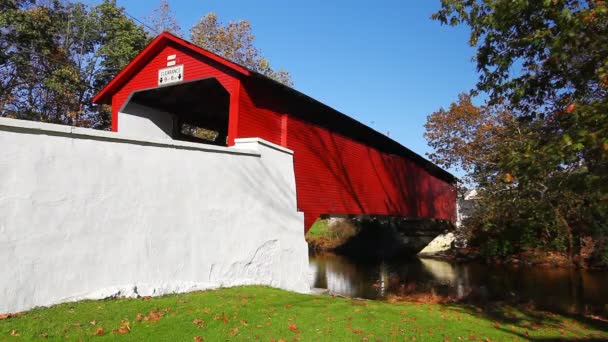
[118,77,230,146]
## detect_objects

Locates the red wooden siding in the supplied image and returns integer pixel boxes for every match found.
[95,33,457,234]
[236,82,283,145]
[110,41,242,142]
[235,84,456,229]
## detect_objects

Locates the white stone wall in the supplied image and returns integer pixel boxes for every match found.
[118,102,175,139]
[0,118,310,314]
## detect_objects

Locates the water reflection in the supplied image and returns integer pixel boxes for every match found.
[309,251,608,315]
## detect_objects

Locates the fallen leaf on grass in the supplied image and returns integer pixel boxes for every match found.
[144,309,164,323]
[89,320,96,325]
[194,336,204,342]
[10,330,20,336]
[228,327,239,337]
[112,326,130,335]
[93,327,104,336]
[352,329,364,334]
[288,323,299,333]
[136,313,143,321]
[326,317,334,322]
[0,313,18,320]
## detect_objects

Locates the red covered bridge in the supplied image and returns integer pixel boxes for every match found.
[93,32,456,233]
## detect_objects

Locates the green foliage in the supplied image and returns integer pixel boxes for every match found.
[306,218,357,250]
[428,0,608,265]
[0,0,149,129]
[1,286,606,340]
[0,1,294,129]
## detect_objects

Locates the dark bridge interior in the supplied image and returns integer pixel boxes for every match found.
[130,78,230,146]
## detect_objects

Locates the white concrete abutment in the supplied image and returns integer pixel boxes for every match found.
[0,117,310,314]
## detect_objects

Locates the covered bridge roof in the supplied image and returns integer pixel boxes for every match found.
[93,32,456,184]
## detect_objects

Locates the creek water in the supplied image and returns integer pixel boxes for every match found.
[309,251,608,315]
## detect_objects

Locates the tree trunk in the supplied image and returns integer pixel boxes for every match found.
[555,207,574,263]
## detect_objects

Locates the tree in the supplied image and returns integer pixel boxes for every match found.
[190,13,293,86]
[424,94,511,184]
[0,0,149,129]
[146,0,182,37]
[427,1,608,265]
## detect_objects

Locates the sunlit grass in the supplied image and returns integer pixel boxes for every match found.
[1,286,606,341]
[305,218,331,238]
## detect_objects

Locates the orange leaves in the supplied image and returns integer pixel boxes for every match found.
[0,313,18,320]
[212,312,229,324]
[503,173,515,183]
[93,327,104,336]
[565,103,576,114]
[350,299,368,307]
[111,319,130,335]
[113,326,130,335]
[194,336,204,342]
[192,318,205,328]
[143,309,164,323]
[228,326,239,337]
[288,323,299,333]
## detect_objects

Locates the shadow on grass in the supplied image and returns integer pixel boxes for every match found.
[442,301,608,341]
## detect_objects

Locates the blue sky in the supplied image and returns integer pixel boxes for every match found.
[116,0,478,175]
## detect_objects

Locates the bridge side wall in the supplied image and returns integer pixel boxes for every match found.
[237,84,457,230]
[286,115,457,229]
[0,118,309,314]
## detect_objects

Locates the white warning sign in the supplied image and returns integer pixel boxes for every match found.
[158,65,184,86]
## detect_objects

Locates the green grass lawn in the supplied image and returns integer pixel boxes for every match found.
[1,286,607,341]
